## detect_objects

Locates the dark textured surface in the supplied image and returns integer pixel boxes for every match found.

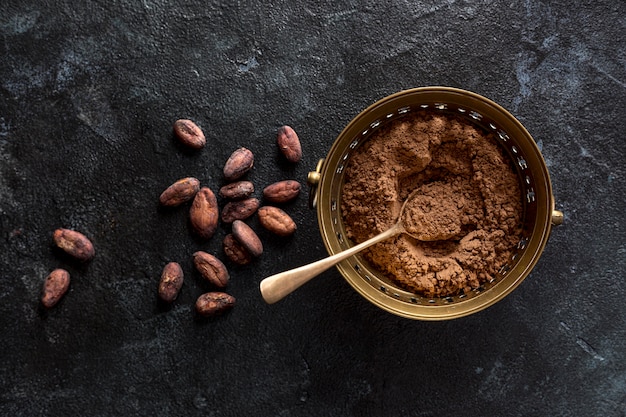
[1,1,625,416]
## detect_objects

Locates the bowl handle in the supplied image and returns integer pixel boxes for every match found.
[552,210,564,225]
[307,159,324,209]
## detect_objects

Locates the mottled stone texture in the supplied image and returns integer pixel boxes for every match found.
[0,1,624,416]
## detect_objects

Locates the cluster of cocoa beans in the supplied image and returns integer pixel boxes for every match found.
[157,120,303,317]
[39,119,304,319]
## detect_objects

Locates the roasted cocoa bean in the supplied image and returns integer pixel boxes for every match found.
[53,228,95,261]
[262,180,301,203]
[258,206,297,236]
[158,262,184,302]
[232,220,263,257]
[173,119,206,149]
[193,251,229,288]
[221,197,259,223]
[159,177,200,207]
[277,125,302,163]
[189,187,219,239]
[41,268,70,308]
[223,233,253,265]
[195,292,236,317]
[219,180,255,200]
[223,147,254,181]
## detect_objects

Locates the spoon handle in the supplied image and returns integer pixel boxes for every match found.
[260,224,401,304]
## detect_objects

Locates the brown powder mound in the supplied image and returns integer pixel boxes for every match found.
[341,111,522,298]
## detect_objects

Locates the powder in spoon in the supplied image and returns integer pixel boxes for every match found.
[401,181,462,241]
[341,110,522,298]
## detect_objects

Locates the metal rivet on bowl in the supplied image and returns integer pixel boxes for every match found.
[517,157,528,169]
[517,237,529,249]
[469,111,482,120]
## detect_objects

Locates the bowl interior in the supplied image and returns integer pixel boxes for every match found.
[315,87,554,320]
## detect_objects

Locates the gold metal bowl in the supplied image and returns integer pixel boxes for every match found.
[308,87,562,320]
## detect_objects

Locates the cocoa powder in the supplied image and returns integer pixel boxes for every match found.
[341,110,522,298]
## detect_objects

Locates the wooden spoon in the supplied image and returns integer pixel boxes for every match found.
[260,184,461,304]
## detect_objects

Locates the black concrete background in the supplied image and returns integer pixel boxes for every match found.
[1,1,624,416]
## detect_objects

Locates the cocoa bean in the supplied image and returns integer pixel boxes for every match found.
[262,180,301,203]
[258,206,297,236]
[158,262,184,303]
[189,187,219,239]
[232,220,263,257]
[159,177,200,207]
[219,180,255,200]
[41,268,70,308]
[173,119,206,149]
[195,292,235,317]
[223,233,253,265]
[223,147,254,181]
[193,251,229,288]
[221,197,259,223]
[277,125,302,163]
[53,228,95,261]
